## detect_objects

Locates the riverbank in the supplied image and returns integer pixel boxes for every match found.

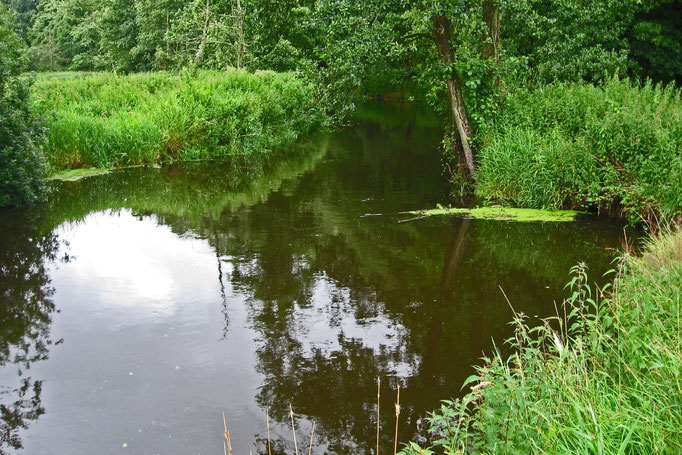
[30,70,323,172]
[475,78,681,225]
[404,229,682,454]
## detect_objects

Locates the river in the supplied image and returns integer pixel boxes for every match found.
[0,103,633,454]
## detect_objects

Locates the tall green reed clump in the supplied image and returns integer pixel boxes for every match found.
[30,70,323,170]
[475,78,682,223]
[403,230,682,455]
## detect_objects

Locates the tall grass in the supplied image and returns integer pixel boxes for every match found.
[475,78,682,223]
[30,70,323,170]
[403,230,682,454]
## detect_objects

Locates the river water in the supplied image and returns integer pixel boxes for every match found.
[0,103,632,454]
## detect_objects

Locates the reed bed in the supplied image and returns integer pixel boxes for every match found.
[30,70,323,171]
[475,78,682,223]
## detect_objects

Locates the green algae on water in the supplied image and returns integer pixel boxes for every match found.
[406,206,583,222]
[47,168,111,182]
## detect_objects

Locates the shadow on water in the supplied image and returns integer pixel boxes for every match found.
[0,102,637,454]
[0,210,62,454]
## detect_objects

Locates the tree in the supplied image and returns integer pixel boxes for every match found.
[0,4,45,208]
[399,1,501,177]
[132,0,183,69]
[503,0,639,84]
[97,0,140,72]
[246,1,315,71]
[166,0,249,69]
[627,0,682,84]
[0,0,37,43]
[29,0,101,71]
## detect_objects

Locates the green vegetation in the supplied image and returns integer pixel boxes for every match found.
[46,167,110,181]
[475,78,682,222]
[1,0,680,215]
[0,4,45,208]
[405,206,582,222]
[30,70,322,170]
[404,229,682,454]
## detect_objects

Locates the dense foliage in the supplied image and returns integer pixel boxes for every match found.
[1,0,680,176]
[475,78,682,222]
[403,230,682,454]
[0,4,45,208]
[30,70,322,169]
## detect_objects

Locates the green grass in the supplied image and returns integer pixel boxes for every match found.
[475,78,682,223]
[403,229,682,454]
[30,70,323,171]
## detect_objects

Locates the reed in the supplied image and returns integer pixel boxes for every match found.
[221,382,409,455]
[307,421,315,455]
[393,385,400,455]
[376,377,381,455]
[289,404,299,455]
[475,77,682,223]
[266,408,271,455]
[30,71,324,172]
[222,411,233,455]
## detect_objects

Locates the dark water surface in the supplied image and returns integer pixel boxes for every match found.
[0,103,633,454]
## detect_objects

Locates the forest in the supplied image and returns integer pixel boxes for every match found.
[0,0,681,454]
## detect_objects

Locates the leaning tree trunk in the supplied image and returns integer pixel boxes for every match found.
[432,15,476,177]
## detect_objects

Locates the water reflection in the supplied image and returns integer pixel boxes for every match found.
[0,211,60,453]
[0,103,634,454]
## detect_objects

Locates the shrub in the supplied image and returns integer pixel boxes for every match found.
[0,5,46,208]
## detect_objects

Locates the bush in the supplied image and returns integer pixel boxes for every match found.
[404,230,682,454]
[476,78,682,222]
[30,69,323,170]
[0,5,46,208]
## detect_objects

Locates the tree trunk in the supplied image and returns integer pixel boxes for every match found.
[482,1,500,63]
[432,15,476,177]
[194,0,211,65]
[234,0,244,70]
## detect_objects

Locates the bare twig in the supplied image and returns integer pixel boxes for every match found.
[266,408,272,455]
[307,421,316,455]
[290,404,299,455]
[393,384,401,455]
[498,285,519,319]
[377,377,381,455]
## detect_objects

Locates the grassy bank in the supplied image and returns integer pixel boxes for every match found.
[30,70,323,171]
[475,78,681,223]
[404,230,682,454]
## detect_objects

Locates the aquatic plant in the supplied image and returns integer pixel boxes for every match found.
[402,230,682,454]
[402,205,582,222]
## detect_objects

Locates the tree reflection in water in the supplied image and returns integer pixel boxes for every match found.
[0,209,60,453]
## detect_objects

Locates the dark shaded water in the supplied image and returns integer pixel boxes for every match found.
[0,103,633,454]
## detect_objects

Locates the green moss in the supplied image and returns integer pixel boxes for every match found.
[407,206,583,222]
